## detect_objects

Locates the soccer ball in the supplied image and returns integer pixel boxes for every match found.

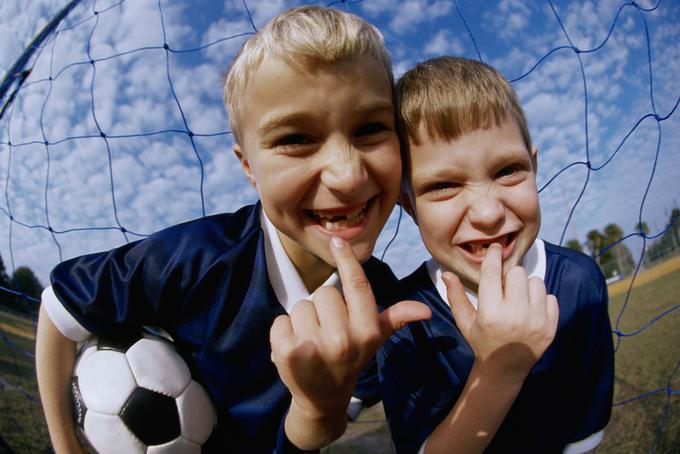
[71,330,216,453]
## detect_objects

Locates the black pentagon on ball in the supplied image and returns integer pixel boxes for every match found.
[120,387,181,445]
[96,329,144,353]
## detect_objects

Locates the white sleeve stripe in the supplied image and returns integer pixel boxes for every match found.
[41,286,92,342]
[347,396,364,421]
[563,430,604,454]
[417,436,428,454]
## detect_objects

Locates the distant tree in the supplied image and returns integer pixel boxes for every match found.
[12,267,43,299]
[0,255,13,311]
[11,267,43,317]
[0,255,10,289]
[586,230,605,263]
[670,208,680,249]
[566,239,583,252]
[635,221,650,236]
[603,223,635,277]
[635,222,651,266]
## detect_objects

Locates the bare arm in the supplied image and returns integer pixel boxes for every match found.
[36,304,85,454]
[425,244,559,454]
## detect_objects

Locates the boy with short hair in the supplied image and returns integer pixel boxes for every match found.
[379,56,615,453]
[35,6,431,453]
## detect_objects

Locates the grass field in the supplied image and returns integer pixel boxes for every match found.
[0,259,677,453]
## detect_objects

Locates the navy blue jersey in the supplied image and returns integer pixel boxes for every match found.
[378,242,614,453]
[50,202,396,453]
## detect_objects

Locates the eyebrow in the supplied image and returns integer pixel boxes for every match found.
[258,100,394,136]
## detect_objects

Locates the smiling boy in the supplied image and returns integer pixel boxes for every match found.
[379,56,614,453]
[35,7,429,453]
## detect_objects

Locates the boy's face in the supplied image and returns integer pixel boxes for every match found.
[234,55,400,273]
[405,118,540,291]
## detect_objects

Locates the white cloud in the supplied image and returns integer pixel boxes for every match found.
[424,30,465,56]
[482,0,533,40]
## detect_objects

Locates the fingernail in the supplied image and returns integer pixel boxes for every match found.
[331,236,345,248]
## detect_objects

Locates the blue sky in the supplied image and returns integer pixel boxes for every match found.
[0,0,679,284]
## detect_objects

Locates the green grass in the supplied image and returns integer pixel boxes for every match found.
[0,266,677,453]
[0,311,51,453]
[597,269,680,453]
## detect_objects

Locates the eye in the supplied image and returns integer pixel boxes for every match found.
[422,181,460,196]
[355,122,391,137]
[274,134,314,148]
[496,164,526,179]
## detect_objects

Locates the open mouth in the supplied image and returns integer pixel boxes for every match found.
[461,232,516,256]
[304,199,370,232]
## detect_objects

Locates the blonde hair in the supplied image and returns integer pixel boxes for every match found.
[223,5,393,144]
[396,56,531,150]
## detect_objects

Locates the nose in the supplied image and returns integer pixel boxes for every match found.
[467,188,505,230]
[319,142,368,198]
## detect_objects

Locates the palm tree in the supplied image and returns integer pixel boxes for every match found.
[634,221,649,236]
[586,229,604,264]
[566,239,583,252]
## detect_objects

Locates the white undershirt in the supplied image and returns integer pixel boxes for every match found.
[419,239,603,454]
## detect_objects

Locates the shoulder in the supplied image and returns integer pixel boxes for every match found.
[542,242,608,325]
[147,203,261,248]
[51,203,263,282]
[543,241,605,290]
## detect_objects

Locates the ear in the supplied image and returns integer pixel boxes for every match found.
[530,146,538,173]
[399,190,418,225]
[233,143,258,190]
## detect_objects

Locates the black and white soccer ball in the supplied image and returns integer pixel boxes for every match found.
[71,330,216,453]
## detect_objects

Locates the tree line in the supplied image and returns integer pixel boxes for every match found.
[566,207,680,279]
[0,254,43,318]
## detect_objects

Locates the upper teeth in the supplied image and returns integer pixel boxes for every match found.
[464,234,511,254]
[310,203,368,231]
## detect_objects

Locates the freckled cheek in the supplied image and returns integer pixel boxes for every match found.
[420,205,458,249]
[374,152,401,192]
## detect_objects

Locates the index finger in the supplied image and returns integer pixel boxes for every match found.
[329,236,378,324]
[477,243,504,307]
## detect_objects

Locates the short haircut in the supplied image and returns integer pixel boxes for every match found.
[396,56,531,151]
[223,5,393,144]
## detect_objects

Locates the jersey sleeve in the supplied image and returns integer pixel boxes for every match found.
[48,231,190,338]
[41,285,92,341]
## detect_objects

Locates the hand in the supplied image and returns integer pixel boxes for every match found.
[443,243,559,379]
[270,236,431,448]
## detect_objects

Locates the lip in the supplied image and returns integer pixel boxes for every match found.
[456,232,518,264]
[303,196,376,241]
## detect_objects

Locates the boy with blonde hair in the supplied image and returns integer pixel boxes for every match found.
[379,56,614,453]
[36,6,431,453]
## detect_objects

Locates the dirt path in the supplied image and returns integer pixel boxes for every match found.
[608,254,680,297]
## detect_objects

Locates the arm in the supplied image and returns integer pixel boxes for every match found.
[270,236,432,450]
[35,303,85,454]
[425,244,559,454]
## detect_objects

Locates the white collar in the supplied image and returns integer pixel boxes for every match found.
[261,207,340,314]
[426,238,546,310]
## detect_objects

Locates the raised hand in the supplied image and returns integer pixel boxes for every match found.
[270,236,431,449]
[443,243,559,379]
